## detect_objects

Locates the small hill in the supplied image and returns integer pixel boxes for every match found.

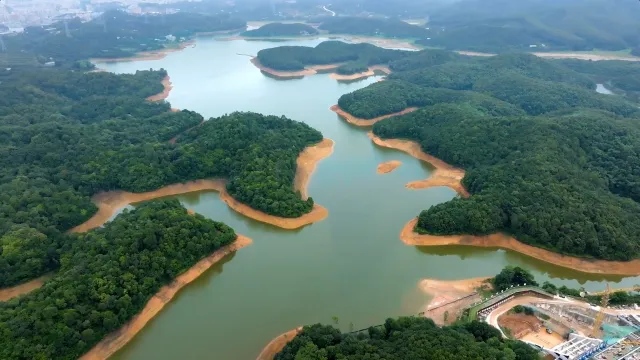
[319,17,429,38]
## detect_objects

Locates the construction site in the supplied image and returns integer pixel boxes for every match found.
[461,285,640,360]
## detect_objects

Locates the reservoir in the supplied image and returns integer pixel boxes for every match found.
[596,83,614,94]
[97,37,640,360]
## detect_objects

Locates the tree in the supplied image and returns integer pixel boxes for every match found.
[492,266,538,291]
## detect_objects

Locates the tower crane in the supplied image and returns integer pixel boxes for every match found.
[591,282,610,338]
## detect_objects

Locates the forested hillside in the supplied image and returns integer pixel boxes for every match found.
[333,48,640,261]
[339,52,640,119]
[338,80,524,119]
[318,17,429,38]
[256,40,409,72]
[2,10,245,67]
[558,59,640,102]
[242,22,318,37]
[275,317,539,359]
[0,68,322,288]
[0,200,238,360]
[422,0,640,53]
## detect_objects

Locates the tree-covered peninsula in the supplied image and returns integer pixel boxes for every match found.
[2,10,245,68]
[0,199,239,360]
[0,67,322,288]
[242,22,319,37]
[336,49,640,261]
[256,40,409,73]
[275,317,539,360]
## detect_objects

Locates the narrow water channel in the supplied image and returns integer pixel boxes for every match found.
[97,37,640,360]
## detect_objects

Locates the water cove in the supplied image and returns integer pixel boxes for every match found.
[96,37,640,360]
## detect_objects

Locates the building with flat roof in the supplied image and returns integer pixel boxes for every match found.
[547,334,605,360]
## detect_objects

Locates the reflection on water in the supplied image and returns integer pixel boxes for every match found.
[596,83,614,95]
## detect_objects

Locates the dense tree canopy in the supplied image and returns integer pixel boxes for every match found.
[335,47,640,260]
[242,22,318,37]
[338,79,524,119]
[557,59,640,101]
[373,105,640,260]
[390,53,596,91]
[337,52,640,119]
[422,0,640,53]
[276,317,540,360]
[256,40,409,71]
[2,10,245,67]
[492,266,538,291]
[0,199,238,360]
[388,49,463,72]
[318,17,430,38]
[0,67,322,287]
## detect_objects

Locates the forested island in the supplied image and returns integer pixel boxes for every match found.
[334,48,640,261]
[256,40,408,73]
[274,317,539,359]
[0,200,242,359]
[0,66,323,289]
[1,10,245,68]
[242,22,318,37]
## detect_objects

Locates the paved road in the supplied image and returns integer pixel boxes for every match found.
[323,5,336,16]
[485,294,640,338]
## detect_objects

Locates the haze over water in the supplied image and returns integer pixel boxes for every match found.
[98,37,640,360]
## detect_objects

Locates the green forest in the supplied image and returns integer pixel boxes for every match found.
[373,104,640,260]
[256,40,409,71]
[0,67,322,288]
[1,10,245,68]
[242,22,318,37]
[422,0,640,53]
[557,59,640,102]
[318,17,429,39]
[131,0,639,54]
[492,266,640,307]
[334,49,640,260]
[0,199,239,360]
[275,317,540,360]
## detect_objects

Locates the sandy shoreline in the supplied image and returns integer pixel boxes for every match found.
[328,65,391,81]
[294,138,334,199]
[420,277,490,324]
[80,234,253,360]
[91,41,195,63]
[256,327,302,360]
[420,277,490,305]
[331,105,418,127]
[251,57,343,78]
[69,139,334,232]
[457,50,640,62]
[377,160,402,174]
[224,33,419,50]
[0,274,54,302]
[251,58,390,80]
[401,218,640,275]
[368,132,469,197]
[146,76,173,102]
